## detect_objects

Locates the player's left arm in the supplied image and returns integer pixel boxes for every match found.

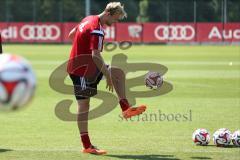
[92,50,113,92]
[90,28,113,92]
[90,29,106,74]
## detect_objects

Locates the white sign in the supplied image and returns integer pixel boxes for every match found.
[208,26,240,39]
[154,25,195,40]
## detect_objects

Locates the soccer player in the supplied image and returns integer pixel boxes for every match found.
[67,2,147,155]
[0,33,2,54]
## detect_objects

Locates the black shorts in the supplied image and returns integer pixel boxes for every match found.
[69,72,104,100]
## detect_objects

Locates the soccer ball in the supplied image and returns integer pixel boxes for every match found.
[213,128,231,147]
[145,71,163,89]
[231,130,240,147]
[0,54,36,110]
[192,128,210,145]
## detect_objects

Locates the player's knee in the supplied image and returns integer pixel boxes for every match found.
[77,100,90,113]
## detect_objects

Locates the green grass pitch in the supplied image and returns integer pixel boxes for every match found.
[0,44,239,160]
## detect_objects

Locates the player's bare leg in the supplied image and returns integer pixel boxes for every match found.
[110,67,147,118]
[77,99,90,134]
[109,67,126,99]
[77,99,90,149]
[77,99,107,155]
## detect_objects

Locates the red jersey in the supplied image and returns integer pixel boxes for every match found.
[67,15,104,77]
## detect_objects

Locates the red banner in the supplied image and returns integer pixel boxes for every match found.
[197,23,223,42]
[143,23,196,43]
[0,22,239,43]
[0,22,62,43]
[224,23,240,42]
[103,25,116,42]
[116,23,142,42]
[143,23,166,43]
[62,23,76,43]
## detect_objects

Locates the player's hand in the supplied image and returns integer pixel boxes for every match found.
[105,72,114,92]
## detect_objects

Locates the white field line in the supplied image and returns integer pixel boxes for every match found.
[31,60,64,65]
[30,60,240,66]
[167,81,240,90]
[165,70,240,78]
[10,148,236,153]
[35,69,240,79]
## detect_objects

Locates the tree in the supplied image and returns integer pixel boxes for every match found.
[197,0,222,22]
[228,0,240,22]
[137,0,149,22]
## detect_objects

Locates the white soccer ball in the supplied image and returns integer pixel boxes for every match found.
[213,128,231,147]
[145,71,163,89]
[231,130,240,147]
[0,53,36,111]
[192,128,210,145]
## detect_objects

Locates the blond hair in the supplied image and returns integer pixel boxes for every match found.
[105,2,127,19]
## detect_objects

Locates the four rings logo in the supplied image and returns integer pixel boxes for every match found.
[154,25,195,40]
[20,25,61,40]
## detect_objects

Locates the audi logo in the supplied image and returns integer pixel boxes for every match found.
[154,25,195,40]
[20,25,61,40]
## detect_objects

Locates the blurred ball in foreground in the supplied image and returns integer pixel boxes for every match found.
[0,53,36,111]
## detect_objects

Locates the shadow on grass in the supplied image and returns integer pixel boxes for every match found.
[105,154,180,160]
[0,149,13,153]
[191,157,212,159]
[196,144,239,148]
[221,145,239,148]
[195,145,215,148]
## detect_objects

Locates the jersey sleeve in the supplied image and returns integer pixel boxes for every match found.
[90,29,104,52]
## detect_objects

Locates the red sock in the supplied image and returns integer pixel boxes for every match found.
[119,99,130,111]
[80,132,92,149]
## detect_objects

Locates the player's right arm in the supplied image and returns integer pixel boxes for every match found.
[68,27,77,40]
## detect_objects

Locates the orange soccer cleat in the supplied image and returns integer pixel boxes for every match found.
[122,105,147,119]
[82,145,107,155]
